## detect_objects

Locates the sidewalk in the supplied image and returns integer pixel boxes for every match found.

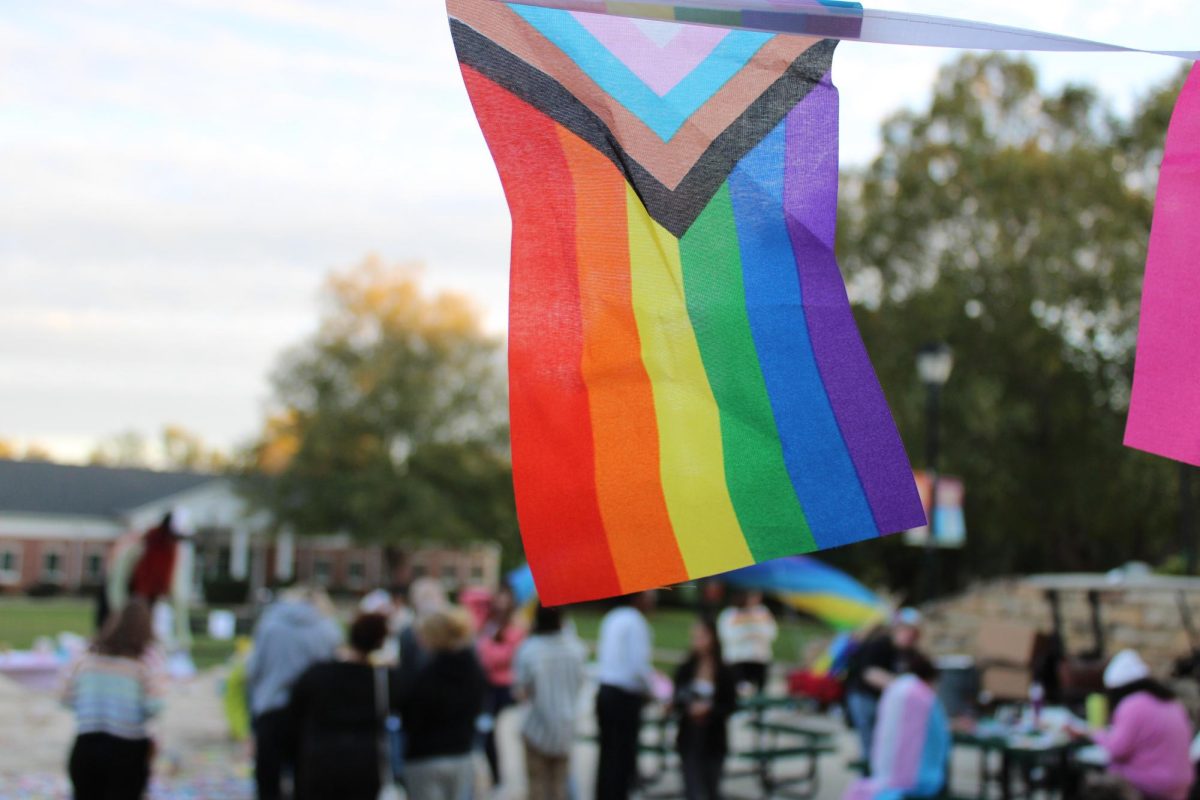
[0,670,254,800]
[1,669,990,800]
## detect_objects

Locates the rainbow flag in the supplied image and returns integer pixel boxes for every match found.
[720,555,885,631]
[450,0,925,605]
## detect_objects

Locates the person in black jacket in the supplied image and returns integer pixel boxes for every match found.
[672,615,738,800]
[288,612,396,800]
[400,606,488,800]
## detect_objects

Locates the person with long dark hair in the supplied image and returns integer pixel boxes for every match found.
[287,612,399,800]
[63,598,164,800]
[477,584,526,789]
[672,616,738,800]
[1092,650,1193,800]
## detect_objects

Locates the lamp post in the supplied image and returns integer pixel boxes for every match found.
[917,342,953,602]
[1183,463,1197,575]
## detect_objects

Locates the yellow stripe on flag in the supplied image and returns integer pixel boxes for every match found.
[625,184,753,577]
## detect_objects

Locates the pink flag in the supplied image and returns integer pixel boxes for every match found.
[1126,64,1200,467]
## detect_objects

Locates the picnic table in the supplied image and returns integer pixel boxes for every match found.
[632,693,838,800]
[950,718,1085,800]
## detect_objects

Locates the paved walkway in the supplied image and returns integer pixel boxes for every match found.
[3,670,1001,800]
[0,670,254,800]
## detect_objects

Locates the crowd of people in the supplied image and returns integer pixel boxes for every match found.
[55,574,1200,800]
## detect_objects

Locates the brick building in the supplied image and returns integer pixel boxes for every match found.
[0,459,501,598]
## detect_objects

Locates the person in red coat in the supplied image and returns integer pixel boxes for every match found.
[102,509,196,653]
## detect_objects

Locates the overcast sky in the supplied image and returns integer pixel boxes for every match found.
[2,0,1196,461]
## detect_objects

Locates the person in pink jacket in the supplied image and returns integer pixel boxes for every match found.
[477,584,526,788]
[1092,650,1194,800]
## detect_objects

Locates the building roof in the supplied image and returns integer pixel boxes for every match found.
[1027,570,1200,593]
[0,459,219,518]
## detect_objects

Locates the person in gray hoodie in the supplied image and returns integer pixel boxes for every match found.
[246,588,342,800]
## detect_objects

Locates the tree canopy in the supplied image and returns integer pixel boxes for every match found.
[825,54,1190,595]
[243,257,518,562]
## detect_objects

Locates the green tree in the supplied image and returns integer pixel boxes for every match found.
[89,430,151,467]
[242,256,518,570]
[161,425,227,471]
[826,55,1189,596]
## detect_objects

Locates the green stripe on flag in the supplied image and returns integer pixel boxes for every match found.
[679,183,817,560]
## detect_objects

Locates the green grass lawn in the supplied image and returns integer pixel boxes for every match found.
[0,598,829,674]
[570,605,827,667]
[0,598,236,669]
[0,598,93,649]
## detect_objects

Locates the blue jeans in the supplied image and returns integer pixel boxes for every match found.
[387,715,405,783]
[846,690,880,766]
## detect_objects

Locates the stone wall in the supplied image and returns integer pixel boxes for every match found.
[920,577,1199,675]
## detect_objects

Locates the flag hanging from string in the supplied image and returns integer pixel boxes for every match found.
[449,0,1200,604]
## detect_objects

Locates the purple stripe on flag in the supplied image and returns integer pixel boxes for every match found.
[782,74,925,534]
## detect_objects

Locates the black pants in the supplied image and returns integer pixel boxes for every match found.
[680,739,724,800]
[482,683,515,785]
[595,685,644,800]
[731,662,768,694]
[253,708,294,800]
[69,733,151,800]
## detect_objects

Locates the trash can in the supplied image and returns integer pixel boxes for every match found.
[934,654,979,718]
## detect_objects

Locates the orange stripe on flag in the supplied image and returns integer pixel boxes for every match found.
[557,126,689,591]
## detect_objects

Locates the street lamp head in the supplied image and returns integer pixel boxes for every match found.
[917,342,954,388]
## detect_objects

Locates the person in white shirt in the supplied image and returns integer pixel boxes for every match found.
[717,591,778,694]
[514,605,587,800]
[595,590,656,800]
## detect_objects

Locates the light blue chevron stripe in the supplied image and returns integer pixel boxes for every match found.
[510,3,773,140]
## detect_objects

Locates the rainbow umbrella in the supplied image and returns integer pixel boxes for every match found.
[507,557,882,632]
[719,556,884,632]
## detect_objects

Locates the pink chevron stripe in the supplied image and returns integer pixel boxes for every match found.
[572,12,729,96]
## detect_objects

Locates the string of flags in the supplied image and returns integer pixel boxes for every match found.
[448,0,1200,604]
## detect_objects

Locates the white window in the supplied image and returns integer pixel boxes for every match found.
[347,560,366,588]
[84,553,105,582]
[313,558,333,587]
[42,550,64,583]
[0,546,21,584]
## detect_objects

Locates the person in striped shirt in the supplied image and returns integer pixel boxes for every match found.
[62,597,165,800]
[514,605,586,800]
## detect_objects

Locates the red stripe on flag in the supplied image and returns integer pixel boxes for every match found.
[460,66,622,604]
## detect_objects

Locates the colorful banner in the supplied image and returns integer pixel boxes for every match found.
[453,2,1200,604]
[904,471,966,549]
[451,0,925,605]
[490,0,1199,59]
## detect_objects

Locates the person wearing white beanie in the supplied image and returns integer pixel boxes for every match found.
[1103,649,1152,690]
[1090,649,1194,800]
